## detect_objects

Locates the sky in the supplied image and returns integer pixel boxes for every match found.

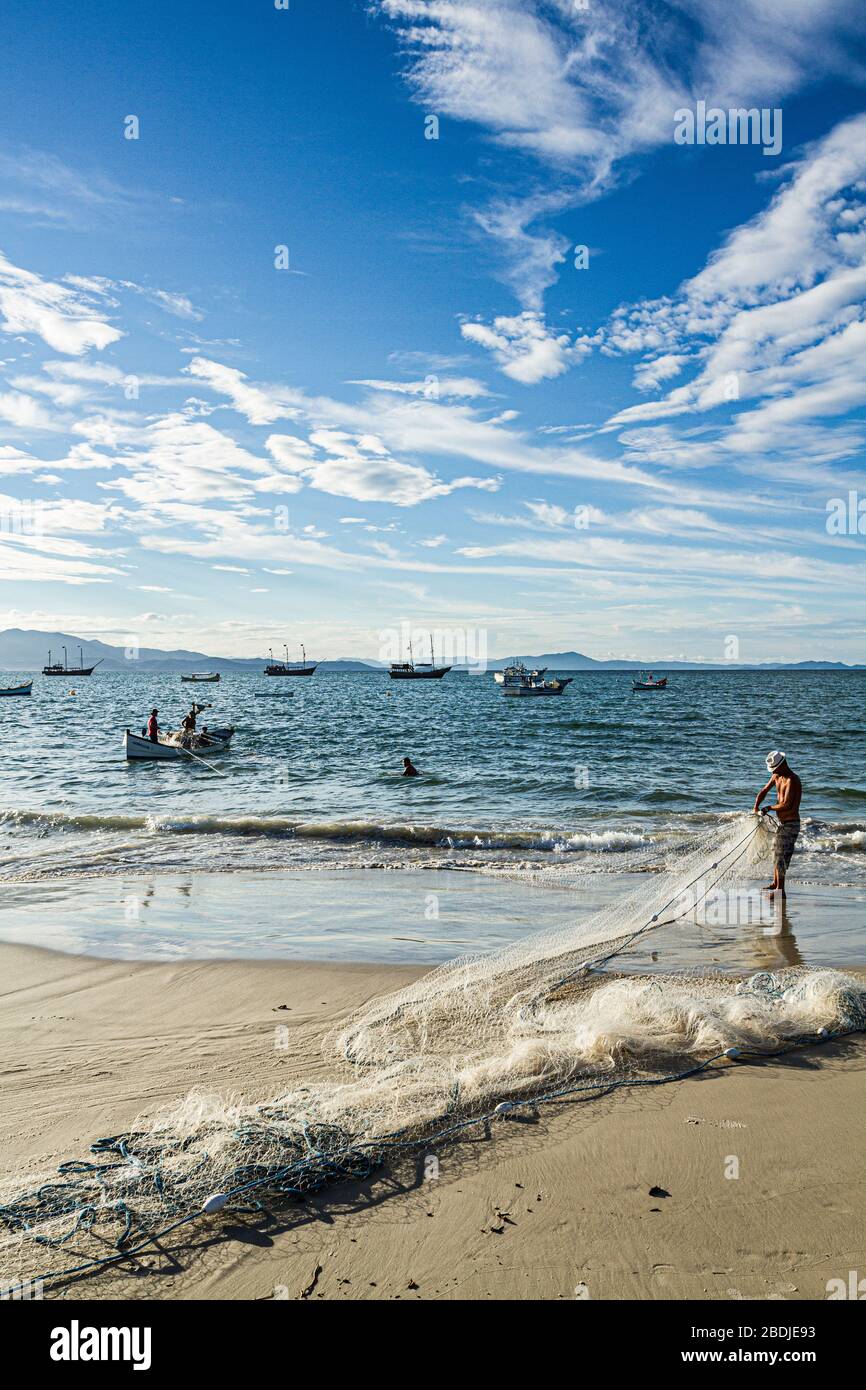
[0,0,865,663]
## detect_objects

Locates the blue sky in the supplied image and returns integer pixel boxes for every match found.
[1,0,866,662]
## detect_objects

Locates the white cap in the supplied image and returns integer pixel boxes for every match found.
[766,750,786,771]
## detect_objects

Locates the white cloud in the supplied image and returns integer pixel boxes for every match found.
[348,376,491,398]
[461,311,590,384]
[184,356,302,424]
[603,113,866,479]
[267,429,499,506]
[0,249,123,354]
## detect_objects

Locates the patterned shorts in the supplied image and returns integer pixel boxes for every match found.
[774,820,801,876]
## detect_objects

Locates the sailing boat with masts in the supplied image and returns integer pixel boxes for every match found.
[389,634,452,680]
[264,643,317,676]
[42,645,104,677]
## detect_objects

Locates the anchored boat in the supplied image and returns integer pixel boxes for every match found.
[0,680,32,697]
[494,662,547,685]
[389,635,452,680]
[124,726,235,761]
[42,646,103,677]
[181,672,221,683]
[264,644,317,676]
[632,672,668,692]
[499,664,572,697]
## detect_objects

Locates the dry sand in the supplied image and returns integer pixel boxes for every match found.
[1,942,864,1301]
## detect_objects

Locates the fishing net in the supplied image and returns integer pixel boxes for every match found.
[1,814,864,1294]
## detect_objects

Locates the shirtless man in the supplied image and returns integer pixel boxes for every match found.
[402,756,420,777]
[753,750,802,896]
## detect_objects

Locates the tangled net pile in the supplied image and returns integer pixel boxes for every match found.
[2,815,865,1293]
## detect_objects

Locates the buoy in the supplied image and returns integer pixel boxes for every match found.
[724,1047,741,1060]
[202,1192,230,1214]
[817,1026,830,1038]
[493,1101,513,1116]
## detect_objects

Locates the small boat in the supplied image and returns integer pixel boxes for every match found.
[0,680,32,697]
[253,689,294,698]
[264,644,317,677]
[124,726,235,761]
[632,672,668,692]
[42,646,103,677]
[500,666,572,697]
[181,672,221,683]
[389,636,451,680]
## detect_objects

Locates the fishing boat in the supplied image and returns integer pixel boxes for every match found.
[180,672,221,683]
[632,672,668,691]
[253,690,294,698]
[42,646,104,677]
[494,662,547,685]
[500,667,572,697]
[123,726,235,761]
[389,636,451,680]
[264,644,317,676]
[0,680,32,697]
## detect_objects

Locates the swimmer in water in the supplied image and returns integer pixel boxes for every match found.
[402,756,420,777]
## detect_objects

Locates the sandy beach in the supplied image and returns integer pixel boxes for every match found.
[2,941,863,1302]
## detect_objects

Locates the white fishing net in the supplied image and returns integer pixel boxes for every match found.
[1,814,864,1293]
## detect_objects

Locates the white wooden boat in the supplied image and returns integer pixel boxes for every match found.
[0,680,32,697]
[124,726,235,760]
[181,672,221,683]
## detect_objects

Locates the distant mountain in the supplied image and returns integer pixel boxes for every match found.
[460,651,866,671]
[0,629,377,674]
[0,630,861,674]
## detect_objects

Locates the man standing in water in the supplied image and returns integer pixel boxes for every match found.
[753,750,802,896]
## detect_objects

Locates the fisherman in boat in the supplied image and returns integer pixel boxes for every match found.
[753,750,802,897]
[402,756,420,777]
[146,708,159,742]
[177,704,200,748]
[180,705,198,734]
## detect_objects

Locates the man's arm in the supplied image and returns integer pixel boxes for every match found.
[753,778,774,812]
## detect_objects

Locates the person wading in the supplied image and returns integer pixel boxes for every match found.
[753,750,802,897]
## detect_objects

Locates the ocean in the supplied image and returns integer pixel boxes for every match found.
[0,668,864,962]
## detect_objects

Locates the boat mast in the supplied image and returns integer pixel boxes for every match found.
[62,645,68,672]
[283,643,289,665]
[300,644,306,667]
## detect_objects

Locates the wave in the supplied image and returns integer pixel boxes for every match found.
[0,807,653,855]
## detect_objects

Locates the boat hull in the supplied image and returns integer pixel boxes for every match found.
[124,728,234,760]
[502,678,572,697]
[42,667,99,676]
[181,674,221,682]
[389,666,452,680]
[264,667,316,677]
[0,681,32,697]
